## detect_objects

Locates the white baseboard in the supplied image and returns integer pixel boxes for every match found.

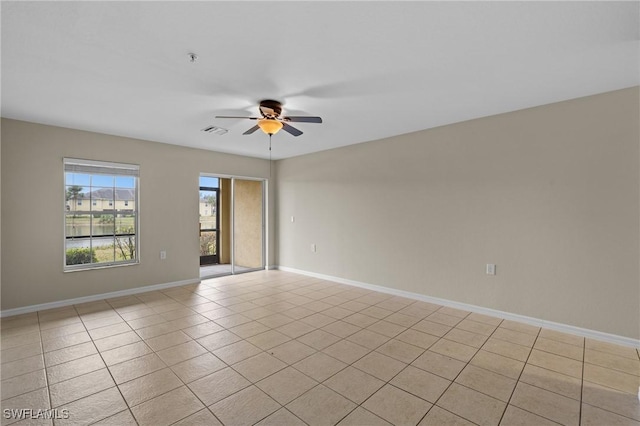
[0,278,201,318]
[277,266,640,348]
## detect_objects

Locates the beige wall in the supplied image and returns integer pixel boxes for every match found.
[1,119,274,310]
[276,88,640,339]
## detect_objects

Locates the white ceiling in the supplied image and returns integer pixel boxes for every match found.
[2,1,638,160]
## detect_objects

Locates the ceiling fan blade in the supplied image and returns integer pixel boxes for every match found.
[215,116,260,120]
[283,116,323,123]
[281,123,303,137]
[243,125,260,135]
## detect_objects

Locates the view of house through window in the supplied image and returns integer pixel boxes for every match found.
[64,158,139,270]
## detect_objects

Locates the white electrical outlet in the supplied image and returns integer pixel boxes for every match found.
[311,243,317,253]
[486,264,496,275]
[160,251,167,260]
[291,216,295,223]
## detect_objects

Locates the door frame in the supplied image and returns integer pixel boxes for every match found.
[200,173,268,276]
[198,183,219,266]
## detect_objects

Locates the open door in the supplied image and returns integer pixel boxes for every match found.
[232,178,265,273]
[199,176,219,266]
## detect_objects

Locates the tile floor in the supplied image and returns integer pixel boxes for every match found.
[1,270,639,426]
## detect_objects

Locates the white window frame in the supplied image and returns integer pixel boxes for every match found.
[63,158,140,271]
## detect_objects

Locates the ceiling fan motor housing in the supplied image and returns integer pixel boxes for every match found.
[259,100,283,118]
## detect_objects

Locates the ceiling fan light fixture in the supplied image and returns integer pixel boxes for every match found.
[258,119,283,135]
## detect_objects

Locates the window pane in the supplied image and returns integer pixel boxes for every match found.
[93,236,116,264]
[115,236,136,261]
[92,213,115,237]
[199,176,218,188]
[200,231,217,256]
[91,175,114,187]
[116,176,135,188]
[65,239,95,265]
[65,173,90,187]
[116,213,135,235]
[66,213,91,237]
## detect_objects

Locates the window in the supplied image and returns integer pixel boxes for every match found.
[64,158,139,271]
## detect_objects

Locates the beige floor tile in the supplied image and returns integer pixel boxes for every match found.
[437,306,470,319]
[343,313,379,328]
[172,408,222,426]
[131,386,204,426]
[352,351,406,381]
[300,313,338,328]
[470,350,525,380]
[499,320,540,336]
[293,352,347,382]
[0,388,50,425]
[1,342,43,365]
[157,340,207,366]
[376,338,424,363]
[126,314,167,330]
[257,313,295,328]
[340,300,369,312]
[40,323,86,341]
[144,330,192,351]
[322,340,370,364]
[492,328,537,347]
[390,365,451,403]
[1,331,41,351]
[297,329,341,351]
[135,322,182,339]
[108,353,166,384]
[583,363,639,394]
[412,350,466,380]
[255,407,307,426]
[539,329,584,347]
[93,409,138,425]
[256,366,318,405]
[412,320,452,337]
[419,406,475,425]
[210,385,280,426]
[44,342,96,367]
[1,354,45,380]
[585,339,638,360]
[229,321,271,339]
[445,328,489,349]
[363,384,432,425]
[282,306,316,320]
[1,369,47,400]
[427,312,463,327]
[324,366,385,404]
[430,338,477,362]
[201,307,235,321]
[46,353,105,384]
[456,319,498,336]
[212,340,261,365]
[101,341,152,366]
[188,367,251,406]
[585,349,640,376]
[510,382,579,426]
[455,364,517,402]
[337,407,392,425]
[322,307,355,321]
[233,352,287,382]
[534,337,583,361]
[360,306,394,320]
[196,329,242,352]
[49,368,115,407]
[519,364,582,400]
[499,404,560,426]
[82,315,124,331]
[118,368,182,407]
[395,329,439,349]
[182,321,224,340]
[528,349,583,379]
[247,330,291,350]
[581,403,640,426]
[582,381,640,421]
[384,312,422,328]
[287,384,357,426]
[268,340,316,365]
[437,383,506,426]
[345,329,390,350]
[88,322,133,340]
[54,387,126,426]
[481,337,531,362]
[92,331,140,352]
[171,352,226,383]
[366,320,406,338]
[119,307,156,321]
[277,321,316,339]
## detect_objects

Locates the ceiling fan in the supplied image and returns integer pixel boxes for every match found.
[215,100,322,137]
